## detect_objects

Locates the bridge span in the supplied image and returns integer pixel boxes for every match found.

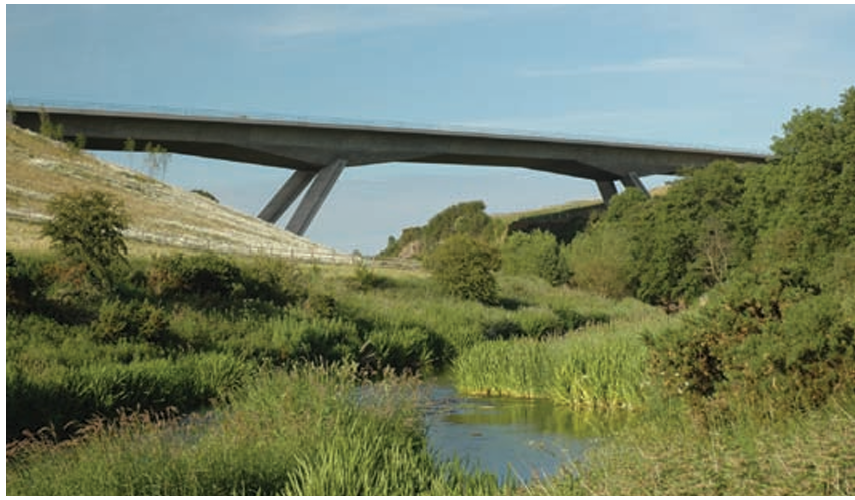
[10,105,768,235]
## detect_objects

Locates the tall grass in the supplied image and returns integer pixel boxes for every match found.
[6,364,509,495]
[453,316,676,409]
[7,353,252,440]
[538,395,855,495]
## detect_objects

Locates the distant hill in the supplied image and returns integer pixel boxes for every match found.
[5,124,348,261]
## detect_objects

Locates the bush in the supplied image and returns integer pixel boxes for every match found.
[424,234,501,304]
[147,253,241,303]
[92,299,173,346]
[241,257,307,307]
[42,190,130,290]
[347,263,390,291]
[567,222,635,298]
[501,229,566,285]
[6,252,41,314]
[644,269,855,419]
[303,292,338,319]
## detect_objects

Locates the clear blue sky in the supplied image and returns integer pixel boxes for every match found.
[7,5,855,254]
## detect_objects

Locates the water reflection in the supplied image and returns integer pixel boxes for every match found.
[422,383,632,483]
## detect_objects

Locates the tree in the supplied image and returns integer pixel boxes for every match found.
[424,234,501,304]
[42,190,130,290]
[501,229,565,285]
[144,142,171,180]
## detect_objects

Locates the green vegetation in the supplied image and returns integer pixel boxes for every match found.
[7,88,855,495]
[38,107,64,141]
[501,229,567,285]
[42,190,130,291]
[424,233,502,304]
[143,142,171,180]
[380,200,505,258]
[7,364,509,495]
[453,318,665,409]
[541,397,855,495]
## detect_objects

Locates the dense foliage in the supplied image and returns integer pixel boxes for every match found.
[42,190,130,290]
[380,200,503,258]
[561,87,855,418]
[500,229,567,285]
[423,234,501,304]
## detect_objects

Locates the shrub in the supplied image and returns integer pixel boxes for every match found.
[347,263,390,291]
[501,229,566,285]
[42,190,130,290]
[241,257,307,307]
[567,223,635,298]
[147,253,241,302]
[6,252,41,314]
[424,234,501,304]
[303,292,338,319]
[644,269,855,419]
[92,299,173,346]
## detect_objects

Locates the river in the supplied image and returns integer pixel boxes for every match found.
[420,379,632,484]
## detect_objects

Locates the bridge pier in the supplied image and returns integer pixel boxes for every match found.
[597,171,651,204]
[258,170,316,223]
[620,171,650,197]
[596,180,619,204]
[285,159,347,236]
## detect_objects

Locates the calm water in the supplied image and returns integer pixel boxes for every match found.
[420,380,632,483]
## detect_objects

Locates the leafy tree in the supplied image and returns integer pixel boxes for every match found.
[424,234,501,304]
[42,190,130,290]
[501,229,565,285]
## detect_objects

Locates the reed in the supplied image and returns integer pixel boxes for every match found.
[6,364,509,496]
[453,316,676,409]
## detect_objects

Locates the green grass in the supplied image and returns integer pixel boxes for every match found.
[537,395,855,495]
[6,364,509,496]
[452,316,673,409]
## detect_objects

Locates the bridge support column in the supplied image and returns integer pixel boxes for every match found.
[286,158,347,236]
[596,180,619,204]
[257,170,317,223]
[620,171,651,197]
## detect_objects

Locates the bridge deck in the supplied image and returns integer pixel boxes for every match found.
[9,104,769,235]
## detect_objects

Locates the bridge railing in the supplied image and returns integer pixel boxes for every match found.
[7,97,769,156]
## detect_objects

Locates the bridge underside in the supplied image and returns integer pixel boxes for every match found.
[10,106,766,236]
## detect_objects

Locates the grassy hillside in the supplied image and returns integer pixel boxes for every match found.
[5,124,342,260]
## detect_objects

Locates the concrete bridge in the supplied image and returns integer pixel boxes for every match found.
[10,105,768,235]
